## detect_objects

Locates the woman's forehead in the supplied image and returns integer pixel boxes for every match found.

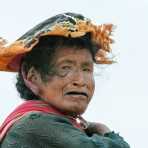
[53,47,94,64]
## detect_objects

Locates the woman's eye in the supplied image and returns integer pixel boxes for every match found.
[61,65,71,70]
[83,66,93,72]
[83,68,91,72]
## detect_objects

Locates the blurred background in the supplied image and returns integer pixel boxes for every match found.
[0,0,148,147]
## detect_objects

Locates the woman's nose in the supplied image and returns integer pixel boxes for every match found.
[72,71,86,87]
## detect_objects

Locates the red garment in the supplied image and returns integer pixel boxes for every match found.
[0,100,84,141]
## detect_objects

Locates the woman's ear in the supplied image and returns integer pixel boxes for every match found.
[25,67,42,95]
[26,67,42,85]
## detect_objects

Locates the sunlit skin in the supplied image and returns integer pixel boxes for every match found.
[27,47,95,116]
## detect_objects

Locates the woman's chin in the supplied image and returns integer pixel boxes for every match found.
[62,104,88,116]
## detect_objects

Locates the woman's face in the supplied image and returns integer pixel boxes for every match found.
[29,47,95,115]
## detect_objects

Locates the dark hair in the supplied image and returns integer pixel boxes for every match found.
[16,33,100,100]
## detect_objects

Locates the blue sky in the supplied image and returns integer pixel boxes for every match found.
[0,0,148,147]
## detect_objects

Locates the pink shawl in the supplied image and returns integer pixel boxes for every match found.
[0,100,83,141]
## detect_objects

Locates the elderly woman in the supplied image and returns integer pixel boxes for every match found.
[0,12,130,148]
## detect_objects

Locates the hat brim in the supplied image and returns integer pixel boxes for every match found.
[0,13,114,72]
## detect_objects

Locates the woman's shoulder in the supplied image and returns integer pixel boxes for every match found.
[1,112,74,147]
[11,112,72,130]
[1,112,73,145]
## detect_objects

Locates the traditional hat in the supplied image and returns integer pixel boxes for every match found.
[0,12,114,72]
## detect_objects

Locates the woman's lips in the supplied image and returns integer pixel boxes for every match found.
[64,91,89,102]
[65,91,88,98]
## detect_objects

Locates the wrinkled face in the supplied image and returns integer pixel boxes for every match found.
[31,47,95,115]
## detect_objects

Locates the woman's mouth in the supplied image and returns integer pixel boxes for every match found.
[64,91,88,99]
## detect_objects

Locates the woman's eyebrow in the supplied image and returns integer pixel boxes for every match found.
[57,60,75,65]
[82,61,93,66]
[57,60,93,66]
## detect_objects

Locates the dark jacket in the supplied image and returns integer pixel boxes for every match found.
[1,112,130,148]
